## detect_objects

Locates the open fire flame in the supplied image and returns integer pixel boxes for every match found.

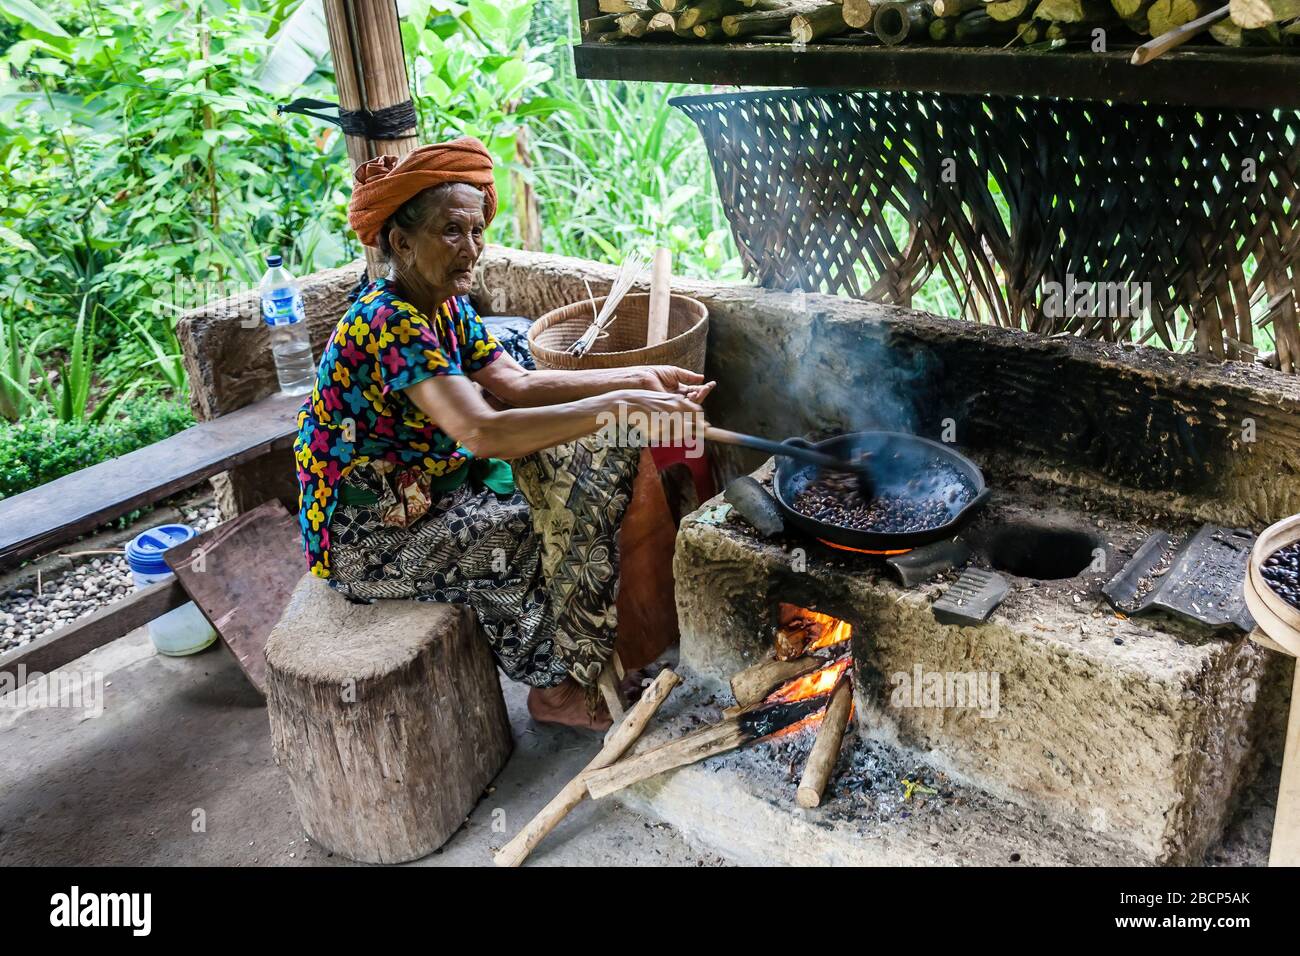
[816,538,912,556]
[776,603,853,657]
[767,655,851,705]
[756,606,856,740]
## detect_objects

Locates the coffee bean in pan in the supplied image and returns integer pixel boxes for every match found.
[1262,541,1300,611]
[792,462,975,535]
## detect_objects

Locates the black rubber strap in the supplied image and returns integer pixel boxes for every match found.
[278,98,416,140]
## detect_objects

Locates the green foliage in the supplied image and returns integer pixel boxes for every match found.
[0,306,49,420]
[404,0,740,274]
[529,70,739,277]
[0,397,194,498]
[0,0,746,494]
[0,0,352,382]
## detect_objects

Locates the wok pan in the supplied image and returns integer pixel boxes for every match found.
[772,431,991,551]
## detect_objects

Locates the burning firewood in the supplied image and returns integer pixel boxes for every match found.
[588,656,853,799]
[494,668,682,867]
[583,693,831,799]
[797,676,853,807]
[774,620,814,660]
[731,654,824,707]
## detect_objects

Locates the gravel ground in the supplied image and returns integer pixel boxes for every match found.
[0,500,220,653]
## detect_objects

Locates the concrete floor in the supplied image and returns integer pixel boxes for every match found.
[0,626,1277,867]
[0,630,724,867]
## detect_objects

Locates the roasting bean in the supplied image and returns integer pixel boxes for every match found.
[1262,542,1300,611]
[792,463,974,535]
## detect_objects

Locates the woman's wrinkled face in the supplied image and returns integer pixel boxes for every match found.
[391,183,487,299]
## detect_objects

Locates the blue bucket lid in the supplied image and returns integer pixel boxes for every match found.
[126,524,198,576]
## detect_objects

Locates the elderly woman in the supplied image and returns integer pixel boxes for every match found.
[294,138,709,729]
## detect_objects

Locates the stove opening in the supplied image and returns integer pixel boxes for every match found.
[987,522,1100,580]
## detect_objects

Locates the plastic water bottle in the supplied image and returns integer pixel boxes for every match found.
[259,254,316,395]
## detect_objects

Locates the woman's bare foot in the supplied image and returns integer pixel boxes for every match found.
[527,679,612,732]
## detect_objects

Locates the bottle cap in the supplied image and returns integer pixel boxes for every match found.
[126,524,199,576]
[265,254,283,268]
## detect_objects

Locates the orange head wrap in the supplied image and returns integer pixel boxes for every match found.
[347,137,497,248]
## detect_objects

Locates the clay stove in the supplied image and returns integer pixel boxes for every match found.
[617,462,1273,866]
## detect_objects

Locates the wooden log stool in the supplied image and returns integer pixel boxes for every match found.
[265,575,512,863]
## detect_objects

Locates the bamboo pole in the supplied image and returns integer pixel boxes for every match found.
[933,0,983,15]
[1132,2,1228,60]
[646,248,672,346]
[874,0,935,41]
[493,669,682,867]
[321,0,418,277]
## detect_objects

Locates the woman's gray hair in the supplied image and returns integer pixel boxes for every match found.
[378,182,486,258]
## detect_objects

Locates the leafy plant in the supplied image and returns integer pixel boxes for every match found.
[0,307,49,421]
[42,295,131,423]
[0,0,353,396]
[0,397,194,498]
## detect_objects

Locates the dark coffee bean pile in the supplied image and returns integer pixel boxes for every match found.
[792,463,974,535]
[1262,542,1300,611]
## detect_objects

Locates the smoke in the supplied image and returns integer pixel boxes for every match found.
[786,321,940,439]
[782,319,973,516]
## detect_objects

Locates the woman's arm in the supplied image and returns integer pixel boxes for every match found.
[471,351,704,408]
[403,373,701,461]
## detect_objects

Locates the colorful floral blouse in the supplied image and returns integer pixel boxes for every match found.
[293,278,503,577]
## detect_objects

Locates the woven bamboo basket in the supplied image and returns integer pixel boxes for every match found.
[1245,513,1300,659]
[528,293,708,374]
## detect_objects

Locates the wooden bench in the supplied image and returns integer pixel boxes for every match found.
[0,391,301,679]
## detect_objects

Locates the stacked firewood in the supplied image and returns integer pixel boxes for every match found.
[585,0,1299,51]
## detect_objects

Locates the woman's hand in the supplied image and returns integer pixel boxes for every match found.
[610,388,704,447]
[638,365,716,404]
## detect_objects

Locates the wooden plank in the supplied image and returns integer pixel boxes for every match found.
[0,579,186,681]
[0,391,302,571]
[573,40,1300,111]
[1270,658,1300,866]
[163,500,305,694]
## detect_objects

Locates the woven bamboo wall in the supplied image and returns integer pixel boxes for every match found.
[673,89,1300,372]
